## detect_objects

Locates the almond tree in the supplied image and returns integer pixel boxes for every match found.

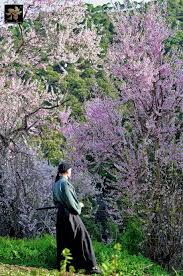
[0,143,56,237]
[1,0,101,74]
[0,0,101,237]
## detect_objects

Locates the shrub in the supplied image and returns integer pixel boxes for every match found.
[118,216,145,255]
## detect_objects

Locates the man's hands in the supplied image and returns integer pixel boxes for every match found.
[79,202,84,208]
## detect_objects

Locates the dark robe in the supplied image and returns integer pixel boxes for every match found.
[52,176,97,271]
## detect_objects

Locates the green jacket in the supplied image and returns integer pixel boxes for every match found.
[52,176,81,215]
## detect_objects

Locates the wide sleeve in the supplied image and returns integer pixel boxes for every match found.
[62,182,81,215]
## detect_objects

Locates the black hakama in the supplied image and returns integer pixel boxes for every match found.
[56,205,97,272]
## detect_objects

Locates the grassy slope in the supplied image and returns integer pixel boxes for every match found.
[0,263,169,276]
[0,264,87,275]
[0,235,169,276]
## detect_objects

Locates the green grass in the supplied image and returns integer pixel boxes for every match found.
[0,234,56,269]
[0,263,60,276]
[0,234,170,275]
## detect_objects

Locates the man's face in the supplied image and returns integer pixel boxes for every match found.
[67,168,72,178]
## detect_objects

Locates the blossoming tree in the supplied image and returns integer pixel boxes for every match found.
[0,0,101,236]
[59,2,183,268]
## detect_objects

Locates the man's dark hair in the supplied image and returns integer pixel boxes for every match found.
[55,161,72,182]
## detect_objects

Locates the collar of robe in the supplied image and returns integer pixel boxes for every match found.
[60,175,74,188]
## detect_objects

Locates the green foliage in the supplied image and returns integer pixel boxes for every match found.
[106,218,120,242]
[162,0,183,52]
[93,240,169,276]
[29,127,65,166]
[118,216,145,255]
[33,65,67,94]
[61,66,93,120]
[0,234,56,269]
[61,64,118,121]
[95,70,118,99]
[0,235,170,275]
[101,243,122,275]
[81,216,102,241]
[85,3,115,54]
[60,248,75,274]
[166,0,183,29]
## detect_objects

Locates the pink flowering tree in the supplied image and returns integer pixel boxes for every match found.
[59,99,125,242]
[0,143,56,237]
[0,74,63,236]
[106,3,183,268]
[0,0,101,237]
[1,0,101,74]
[59,3,183,269]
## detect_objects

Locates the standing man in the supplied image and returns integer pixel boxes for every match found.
[52,161,101,274]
